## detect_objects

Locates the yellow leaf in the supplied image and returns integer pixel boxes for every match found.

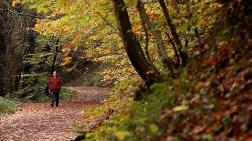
[56,0,65,9]
[60,56,72,66]
[173,105,189,112]
[149,124,159,133]
[115,131,129,141]
[12,0,18,7]
[56,0,72,9]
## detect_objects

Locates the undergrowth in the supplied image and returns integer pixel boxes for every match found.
[113,82,178,141]
[79,79,180,141]
[77,1,252,140]
[78,77,140,141]
[0,88,71,115]
[32,87,72,103]
[0,97,21,115]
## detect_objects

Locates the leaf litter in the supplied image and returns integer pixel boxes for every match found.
[0,87,110,141]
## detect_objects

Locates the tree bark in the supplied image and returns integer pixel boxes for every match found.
[166,32,180,67]
[45,38,60,96]
[158,0,188,65]
[136,0,159,73]
[51,38,60,74]
[0,22,5,96]
[113,0,160,86]
[172,0,189,49]
[194,27,201,44]
[0,1,38,97]
[137,0,175,78]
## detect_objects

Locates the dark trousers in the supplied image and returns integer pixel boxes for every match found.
[50,92,60,107]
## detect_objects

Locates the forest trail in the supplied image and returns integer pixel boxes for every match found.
[0,87,110,141]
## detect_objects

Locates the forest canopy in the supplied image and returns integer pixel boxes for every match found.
[11,0,222,83]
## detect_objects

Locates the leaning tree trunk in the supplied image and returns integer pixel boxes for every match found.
[113,0,161,86]
[158,0,188,65]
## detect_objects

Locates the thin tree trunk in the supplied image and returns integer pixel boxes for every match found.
[173,0,189,48]
[0,20,5,96]
[184,1,193,48]
[45,38,60,95]
[136,0,159,73]
[166,32,180,67]
[13,68,22,92]
[194,27,201,44]
[113,0,161,86]
[173,0,191,49]
[51,38,60,74]
[137,0,175,77]
[0,62,3,96]
[158,0,188,65]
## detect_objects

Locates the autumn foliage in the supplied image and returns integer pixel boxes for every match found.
[0,0,252,140]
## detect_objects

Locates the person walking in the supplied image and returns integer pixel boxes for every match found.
[48,71,62,107]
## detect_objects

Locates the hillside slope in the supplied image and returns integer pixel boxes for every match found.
[81,1,252,140]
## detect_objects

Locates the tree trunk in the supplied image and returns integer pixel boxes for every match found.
[13,68,22,92]
[113,0,160,86]
[194,27,201,44]
[0,1,37,97]
[137,0,175,78]
[158,0,188,65]
[0,22,5,96]
[45,38,60,96]
[173,0,191,49]
[136,0,160,74]
[166,32,180,67]
[51,38,60,74]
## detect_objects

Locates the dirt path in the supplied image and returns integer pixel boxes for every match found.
[0,87,110,141]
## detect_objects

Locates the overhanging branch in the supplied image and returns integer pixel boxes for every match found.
[0,8,43,19]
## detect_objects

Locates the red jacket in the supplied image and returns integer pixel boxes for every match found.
[48,76,62,92]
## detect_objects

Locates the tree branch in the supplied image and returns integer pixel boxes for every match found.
[95,11,122,37]
[137,0,151,65]
[0,8,43,19]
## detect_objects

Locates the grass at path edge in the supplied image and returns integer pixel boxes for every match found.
[34,87,72,103]
[0,87,71,115]
[0,97,21,115]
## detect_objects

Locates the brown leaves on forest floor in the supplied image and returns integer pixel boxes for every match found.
[68,87,110,103]
[0,87,110,141]
[158,24,252,140]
